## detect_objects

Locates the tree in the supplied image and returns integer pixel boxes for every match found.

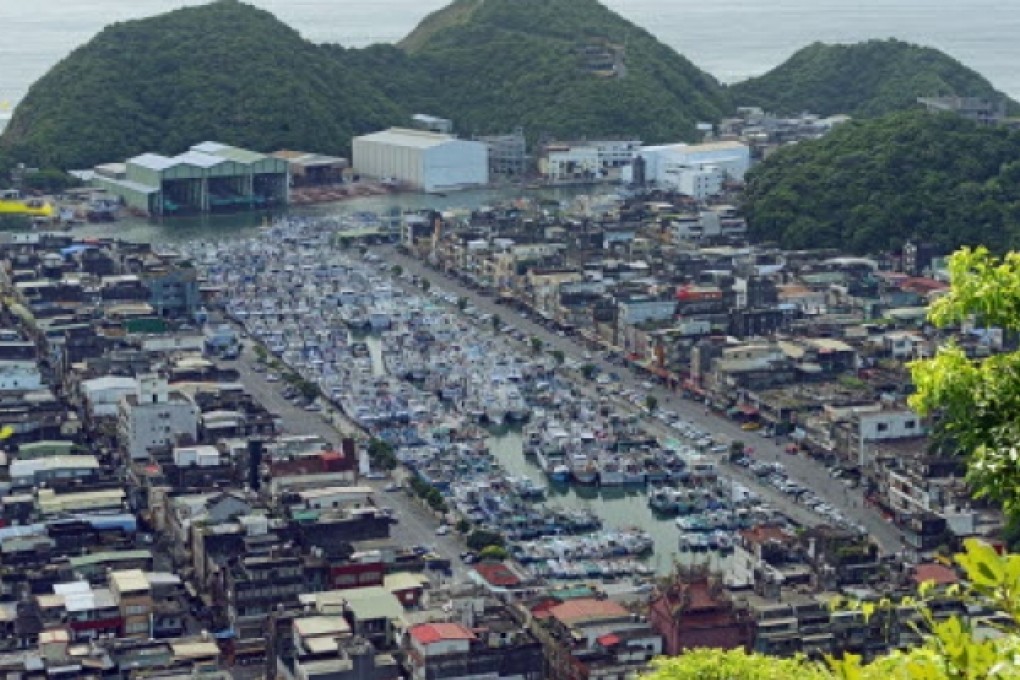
[909,247,1020,512]
[421,279,431,293]
[530,337,543,355]
[253,345,267,362]
[457,296,468,311]
[581,363,598,380]
[551,349,565,365]
[743,112,1020,254]
[367,438,397,472]
[491,314,503,332]
[296,379,320,403]
[478,545,508,561]
[455,518,471,534]
[643,649,829,680]
[645,395,658,413]
[466,529,505,551]
[390,265,403,277]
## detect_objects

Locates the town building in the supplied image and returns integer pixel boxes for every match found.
[538,140,641,183]
[353,128,489,193]
[92,141,290,216]
[117,375,200,461]
[476,128,529,178]
[633,141,751,187]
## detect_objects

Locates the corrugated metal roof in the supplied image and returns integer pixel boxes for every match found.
[129,153,176,171]
[355,127,456,150]
[174,151,226,169]
[96,176,160,194]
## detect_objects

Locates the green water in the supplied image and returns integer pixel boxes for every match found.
[487,430,732,575]
[69,185,605,244]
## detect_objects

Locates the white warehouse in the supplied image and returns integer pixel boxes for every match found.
[635,140,751,186]
[352,128,488,193]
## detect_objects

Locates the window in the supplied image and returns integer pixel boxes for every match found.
[876,423,888,432]
[905,420,916,429]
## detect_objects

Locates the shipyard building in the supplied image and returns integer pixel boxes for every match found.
[352,128,488,193]
[92,141,289,216]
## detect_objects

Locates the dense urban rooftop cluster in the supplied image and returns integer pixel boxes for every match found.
[0,158,1009,679]
[0,74,1016,680]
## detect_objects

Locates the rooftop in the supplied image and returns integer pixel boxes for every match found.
[547,598,628,626]
[109,569,150,594]
[356,127,457,150]
[410,622,476,645]
[912,563,959,587]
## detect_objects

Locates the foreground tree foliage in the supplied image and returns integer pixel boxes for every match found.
[910,247,1020,513]
[645,649,829,680]
[643,541,1020,679]
[744,112,1020,253]
[730,39,1017,118]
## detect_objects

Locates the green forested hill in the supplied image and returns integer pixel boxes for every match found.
[729,39,1017,118]
[0,0,731,169]
[399,0,731,141]
[0,1,405,168]
[3,1,1017,174]
[743,111,1020,253]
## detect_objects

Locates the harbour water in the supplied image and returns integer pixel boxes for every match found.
[487,429,732,575]
[1,0,1017,106]
[70,185,599,244]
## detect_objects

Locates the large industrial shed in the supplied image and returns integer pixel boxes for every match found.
[92,141,289,216]
[352,128,488,193]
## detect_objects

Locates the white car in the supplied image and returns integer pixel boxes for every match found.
[435,525,450,536]
[265,373,280,382]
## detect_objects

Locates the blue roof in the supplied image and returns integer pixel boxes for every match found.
[71,513,137,532]
[60,245,94,256]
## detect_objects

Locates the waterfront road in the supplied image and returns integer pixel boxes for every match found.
[230,337,470,582]
[380,246,906,556]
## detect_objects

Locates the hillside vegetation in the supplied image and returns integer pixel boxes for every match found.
[730,39,1017,118]
[0,1,404,168]
[397,0,731,142]
[1,0,731,168]
[743,110,1020,253]
[2,1,1016,172]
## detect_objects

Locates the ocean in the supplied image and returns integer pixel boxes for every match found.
[0,0,1018,109]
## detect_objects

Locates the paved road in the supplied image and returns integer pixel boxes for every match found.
[382,246,906,555]
[230,338,470,581]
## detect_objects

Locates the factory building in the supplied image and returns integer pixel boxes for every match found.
[636,141,751,183]
[352,128,488,193]
[92,141,289,216]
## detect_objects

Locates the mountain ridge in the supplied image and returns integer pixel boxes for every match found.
[0,0,1013,170]
[729,38,1017,118]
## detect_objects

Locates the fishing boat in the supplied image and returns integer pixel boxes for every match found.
[570,453,598,486]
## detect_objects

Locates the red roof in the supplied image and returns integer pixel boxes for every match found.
[912,563,958,586]
[739,525,792,546]
[597,633,621,647]
[474,562,521,588]
[548,598,628,625]
[409,622,476,645]
[900,277,948,294]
